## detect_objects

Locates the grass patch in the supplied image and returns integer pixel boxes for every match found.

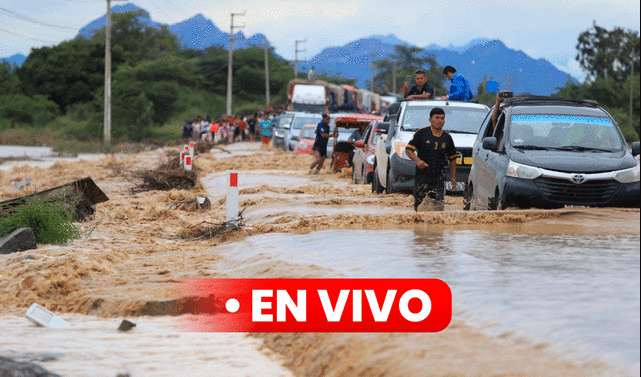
[0,196,81,245]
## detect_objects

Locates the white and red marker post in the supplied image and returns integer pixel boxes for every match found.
[226,170,239,223]
[180,144,188,164]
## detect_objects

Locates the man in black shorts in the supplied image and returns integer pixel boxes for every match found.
[309,113,337,174]
[401,69,435,100]
[405,107,458,211]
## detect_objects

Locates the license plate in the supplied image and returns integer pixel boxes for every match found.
[445,181,466,192]
[464,157,473,165]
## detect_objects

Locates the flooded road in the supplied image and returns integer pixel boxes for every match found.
[215,229,640,373]
[0,142,639,376]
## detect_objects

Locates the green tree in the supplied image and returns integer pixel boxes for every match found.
[474,76,498,107]
[0,94,60,128]
[0,62,21,95]
[89,9,179,64]
[577,21,640,82]
[18,38,105,111]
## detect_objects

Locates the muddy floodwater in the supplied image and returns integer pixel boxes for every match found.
[216,230,640,373]
[0,142,639,377]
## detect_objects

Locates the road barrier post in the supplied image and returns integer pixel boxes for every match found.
[226,171,239,223]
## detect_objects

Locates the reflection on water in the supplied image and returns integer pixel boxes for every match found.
[219,229,640,371]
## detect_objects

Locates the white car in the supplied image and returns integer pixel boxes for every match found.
[373,99,489,194]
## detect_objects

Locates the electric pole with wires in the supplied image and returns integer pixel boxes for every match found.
[294,39,306,79]
[226,11,245,117]
[103,0,127,154]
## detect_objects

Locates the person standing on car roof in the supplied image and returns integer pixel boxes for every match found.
[405,107,458,211]
[309,113,338,174]
[401,69,435,100]
[440,66,473,101]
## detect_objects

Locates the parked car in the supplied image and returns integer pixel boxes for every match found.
[353,120,387,184]
[467,96,640,210]
[285,113,323,152]
[373,99,490,194]
[294,124,317,155]
[272,112,295,150]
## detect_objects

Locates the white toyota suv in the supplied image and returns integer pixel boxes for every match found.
[372,99,489,194]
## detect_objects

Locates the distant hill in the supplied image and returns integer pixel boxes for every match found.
[303,37,577,96]
[77,3,162,38]
[2,6,576,95]
[77,4,265,50]
[426,39,574,96]
[1,54,26,67]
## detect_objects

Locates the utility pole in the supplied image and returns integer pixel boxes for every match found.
[226,11,245,116]
[392,59,397,93]
[370,53,375,92]
[103,0,127,154]
[264,39,270,107]
[294,39,306,79]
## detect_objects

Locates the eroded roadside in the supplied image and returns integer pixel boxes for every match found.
[0,143,638,376]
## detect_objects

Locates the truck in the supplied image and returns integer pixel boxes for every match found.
[287,79,344,114]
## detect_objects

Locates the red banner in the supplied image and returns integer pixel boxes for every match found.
[178,279,451,332]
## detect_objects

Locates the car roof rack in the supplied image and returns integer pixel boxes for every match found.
[503,96,599,108]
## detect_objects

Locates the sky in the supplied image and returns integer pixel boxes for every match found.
[1,0,640,82]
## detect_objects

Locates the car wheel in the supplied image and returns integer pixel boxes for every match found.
[386,163,396,194]
[463,184,473,211]
[490,189,505,210]
[373,165,384,194]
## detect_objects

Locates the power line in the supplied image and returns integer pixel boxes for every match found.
[0,6,78,30]
[0,26,57,44]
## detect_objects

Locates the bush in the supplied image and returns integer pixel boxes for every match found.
[0,94,60,129]
[0,197,81,245]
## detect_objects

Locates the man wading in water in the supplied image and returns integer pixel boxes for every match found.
[309,113,337,174]
[405,107,458,211]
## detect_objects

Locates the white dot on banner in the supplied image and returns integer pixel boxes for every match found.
[226,298,240,313]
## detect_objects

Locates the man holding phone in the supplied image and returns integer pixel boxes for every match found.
[489,90,513,132]
[401,69,435,100]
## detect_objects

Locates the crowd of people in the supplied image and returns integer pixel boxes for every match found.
[181,106,286,145]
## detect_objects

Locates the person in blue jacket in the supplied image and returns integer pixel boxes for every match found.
[440,66,473,101]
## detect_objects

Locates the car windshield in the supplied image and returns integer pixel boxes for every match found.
[293,116,321,129]
[509,115,624,151]
[301,127,316,139]
[278,114,295,129]
[401,107,488,133]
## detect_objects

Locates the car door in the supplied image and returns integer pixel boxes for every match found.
[472,111,495,205]
[484,113,508,205]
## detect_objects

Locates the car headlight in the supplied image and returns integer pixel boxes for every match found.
[506,160,543,180]
[613,164,640,183]
[394,142,411,160]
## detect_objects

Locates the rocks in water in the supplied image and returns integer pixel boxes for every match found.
[0,228,37,255]
[0,356,61,377]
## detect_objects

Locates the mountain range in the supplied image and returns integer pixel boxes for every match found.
[3,5,577,95]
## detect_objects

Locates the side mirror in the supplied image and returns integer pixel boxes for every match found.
[482,137,498,152]
[631,141,641,156]
[355,140,365,148]
[375,122,390,135]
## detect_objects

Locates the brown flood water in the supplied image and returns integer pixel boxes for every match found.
[0,142,638,377]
